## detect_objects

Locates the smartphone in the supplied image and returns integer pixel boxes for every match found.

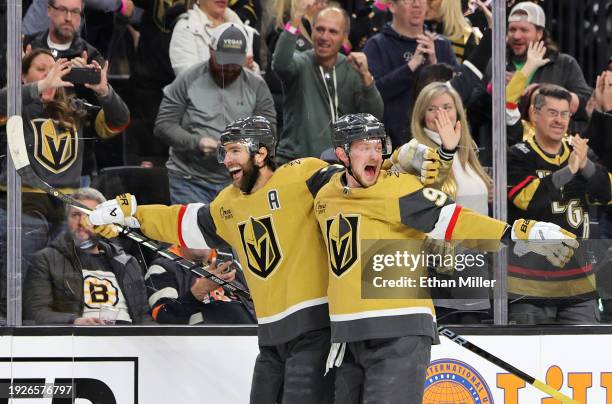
[64,67,101,85]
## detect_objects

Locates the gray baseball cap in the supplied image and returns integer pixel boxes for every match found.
[508,2,546,28]
[210,22,248,66]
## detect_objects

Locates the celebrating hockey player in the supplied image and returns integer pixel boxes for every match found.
[89,116,342,403]
[314,113,579,403]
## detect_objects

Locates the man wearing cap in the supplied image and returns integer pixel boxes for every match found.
[155,22,276,204]
[495,2,592,119]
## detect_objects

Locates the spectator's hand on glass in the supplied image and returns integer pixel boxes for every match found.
[434,109,461,151]
[199,136,219,155]
[70,50,88,68]
[37,58,73,98]
[85,60,109,97]
[74,317,105,325]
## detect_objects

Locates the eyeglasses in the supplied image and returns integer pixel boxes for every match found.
[535,107,571,120]
[49,4,82,17]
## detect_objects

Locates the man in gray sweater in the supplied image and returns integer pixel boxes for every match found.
[155,22,276,204]
[272,1,383,164]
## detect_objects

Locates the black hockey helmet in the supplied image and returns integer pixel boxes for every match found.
[331,113,392,155]
[217,116,276,163]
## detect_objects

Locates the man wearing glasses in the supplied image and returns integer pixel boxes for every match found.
[507,84,612,325]
[24,0,105,66]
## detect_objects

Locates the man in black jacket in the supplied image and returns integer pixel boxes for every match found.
[23,0,104,65]
[23,187,151,325]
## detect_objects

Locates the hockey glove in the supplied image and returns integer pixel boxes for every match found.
[390,139,440,185]
[79,215,119,239]
[511,219,579,268]
[89,193,140,228]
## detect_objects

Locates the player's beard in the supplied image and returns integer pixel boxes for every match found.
[239,158,260,194]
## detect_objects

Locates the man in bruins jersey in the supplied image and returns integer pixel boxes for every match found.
[89,116,342,403]
[508,85,612,324]
[315,113,578,403]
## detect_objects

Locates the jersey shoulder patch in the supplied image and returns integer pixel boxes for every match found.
[513,142,531,155]
[306,164,344,198]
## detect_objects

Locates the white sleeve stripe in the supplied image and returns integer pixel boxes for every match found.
[148,287,179,307]
[463,60,483,80]
[144,264,167,281]
[180,203,210,249]
[426,203,458,240]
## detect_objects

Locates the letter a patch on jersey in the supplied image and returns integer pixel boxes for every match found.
[238,216,283,279]
[325,214,359,277]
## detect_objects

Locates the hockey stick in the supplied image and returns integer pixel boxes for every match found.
[6,115,251,299]
[439,326,579,404]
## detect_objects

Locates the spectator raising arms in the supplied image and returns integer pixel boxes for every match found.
[272,0,383,163]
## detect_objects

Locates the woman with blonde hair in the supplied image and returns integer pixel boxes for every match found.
[411,81,491,208]
[426,0,483,63]
[393,81,492,323]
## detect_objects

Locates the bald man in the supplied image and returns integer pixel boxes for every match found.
[272,0,384,163]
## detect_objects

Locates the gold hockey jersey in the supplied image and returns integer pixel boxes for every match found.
[314,169,508,343]
[185,158,341,345]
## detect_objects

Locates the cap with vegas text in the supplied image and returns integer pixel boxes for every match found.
[210,22,248,66]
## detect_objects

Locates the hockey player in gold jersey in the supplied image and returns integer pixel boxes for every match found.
[316,113,579,403]
[89,116,343,403]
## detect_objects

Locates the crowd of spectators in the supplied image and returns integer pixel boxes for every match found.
[0,0,612,326]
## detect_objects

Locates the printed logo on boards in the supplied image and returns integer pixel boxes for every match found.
[423,358,493,403]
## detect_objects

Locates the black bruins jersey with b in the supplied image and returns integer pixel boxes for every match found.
[314,170,509,343]
[507,137,612,300]
[0,83,128,190]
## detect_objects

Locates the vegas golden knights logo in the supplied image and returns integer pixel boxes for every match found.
[31,118,78,174]
[238,216,283,279]
[325,214,359,277]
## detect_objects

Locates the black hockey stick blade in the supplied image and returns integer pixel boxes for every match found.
[438,326,578,403]
[6,115,251,299]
